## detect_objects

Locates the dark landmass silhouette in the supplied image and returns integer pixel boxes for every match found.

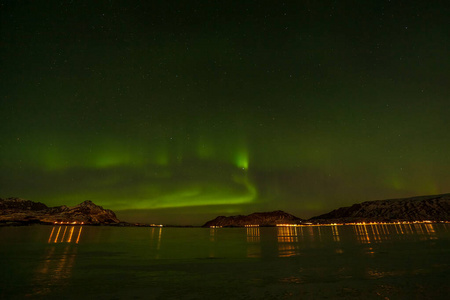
[309,193,450,223]
[0,198,120,225]
[203,193,450,226]
[2,193,450,227]
[202,210,303,227]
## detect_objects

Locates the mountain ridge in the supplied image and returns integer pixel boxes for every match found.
[202,193,450,226]
[0,198,120,225]
[309,193,450,223]
[202,210,303,227]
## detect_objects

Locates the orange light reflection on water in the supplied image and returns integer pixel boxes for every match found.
[48,226,83,244]
[246,227,261,258]
[76,227,82,243]
[53,227,61,243]
[67,227,75,243]
[277,226,299,257]
[331,225,340,242]
[30,227,82,297]
[47,227,55,243]
[246,227,260,243]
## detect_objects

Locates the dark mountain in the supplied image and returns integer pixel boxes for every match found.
[309,193,450,223]
[0,197,48,211]
[0,198,120,225]
[202,210,302,227]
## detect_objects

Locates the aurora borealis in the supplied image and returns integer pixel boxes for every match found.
[1,1,449,225]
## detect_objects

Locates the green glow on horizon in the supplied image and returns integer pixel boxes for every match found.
[112,179,257,210]
[39,158,260,211]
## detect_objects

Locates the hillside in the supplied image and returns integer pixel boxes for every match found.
[309,193,450,223]
[202,210,302,227]
[0,198,120,225]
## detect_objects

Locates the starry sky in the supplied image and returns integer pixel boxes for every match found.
[1,1,449,225]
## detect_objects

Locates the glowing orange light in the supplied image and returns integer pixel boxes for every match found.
[76,227,83,244]
[61,226,68,242]
[67,226,75,243]
[48,227,55,243]
[54,226,61,243]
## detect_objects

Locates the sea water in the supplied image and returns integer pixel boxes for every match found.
[0,223,449,299]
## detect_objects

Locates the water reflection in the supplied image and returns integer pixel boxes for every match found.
[150,227,162,248]
[209,228,217,258]
[209,228,217,242]
[272,222,446,258]
[424,223,437,239]
[21,222,450,296]
[246,227,260,243]
[150,227,163,259]
[31,245,78,297]
[246,227,261,258]
[277,226,299,257]
[29,226,82,297]
[351,223,439,244]
[354,224,372,244]
[331,225,340,242]
[5,223,447,299]
[48,225,83,244]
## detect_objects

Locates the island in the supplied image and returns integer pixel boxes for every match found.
[202,210,303,227]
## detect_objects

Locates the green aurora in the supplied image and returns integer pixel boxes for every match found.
[1,1,449,224]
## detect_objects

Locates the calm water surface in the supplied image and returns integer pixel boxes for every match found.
[1,223,449,299]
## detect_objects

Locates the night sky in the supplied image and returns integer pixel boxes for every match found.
[1,1,449,225]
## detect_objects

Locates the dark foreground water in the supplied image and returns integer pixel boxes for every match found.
[1,223,449,299]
